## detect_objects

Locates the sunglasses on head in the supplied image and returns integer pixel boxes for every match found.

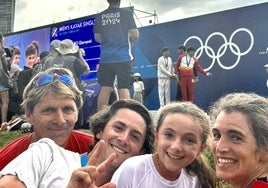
[35,73,75,87]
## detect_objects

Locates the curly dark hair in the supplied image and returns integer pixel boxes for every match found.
[89,99,155,154]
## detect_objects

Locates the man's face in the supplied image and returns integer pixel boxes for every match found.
[96,108,147,169]
[163,50,169,57]
[178,48,185,55]
[26,53,37,68]
[25,92,78,147]
[12,54,21,65]
[188,50,195,57]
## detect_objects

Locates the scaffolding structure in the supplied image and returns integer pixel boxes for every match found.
[134,8,158,27]
[0,0,15,34]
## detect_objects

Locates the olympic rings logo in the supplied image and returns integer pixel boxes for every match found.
[183,28,254,70]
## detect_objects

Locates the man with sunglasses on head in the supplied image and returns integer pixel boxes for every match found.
[0,68,94,171]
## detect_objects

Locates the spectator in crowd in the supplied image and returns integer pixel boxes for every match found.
[30,50,49,75]
[111,102,215,188]
[17,44,38,102]
[209,92,268,188]
[133,72,144,104]
[94,0,139,111]
[28,40,47,78]
[43,39,89,90]
[174,47,212,102]
[0,99,155,187]
[39,51,49,62]
[8,47,22,117]
[30,40,40,63]
[41,39,61,67]
[157,47,175,108]
[0,33,10,129]
[0,67,94,170]
[9,47,21,79]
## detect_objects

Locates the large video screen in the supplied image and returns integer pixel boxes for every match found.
[50,16,100,81]
[4,28,51,67]
[4,15,100,81]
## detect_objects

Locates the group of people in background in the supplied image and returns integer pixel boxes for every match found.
[0,33,10,129]
[0,0,142,129]
[0,34,90,130]
[0,0,268,187]
[157,45,212,108]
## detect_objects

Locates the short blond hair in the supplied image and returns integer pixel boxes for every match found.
[22,67,83,113]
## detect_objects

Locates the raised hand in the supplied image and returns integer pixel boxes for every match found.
[66,140,117,188]
[206,72,213,76]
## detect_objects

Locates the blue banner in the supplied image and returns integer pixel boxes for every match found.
[134,3,268,110]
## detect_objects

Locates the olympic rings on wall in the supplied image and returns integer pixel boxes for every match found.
[183,28,254,70]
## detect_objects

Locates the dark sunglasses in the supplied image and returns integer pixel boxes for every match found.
[35,73,75,87]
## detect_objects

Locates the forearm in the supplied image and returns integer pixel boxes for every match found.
[129,29,139,43]
[79,57,90,74]
[94,33,102,44]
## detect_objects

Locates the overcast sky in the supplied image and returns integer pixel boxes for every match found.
[14,0,268,32]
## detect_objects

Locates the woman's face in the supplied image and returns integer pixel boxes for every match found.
[211,111,265,186]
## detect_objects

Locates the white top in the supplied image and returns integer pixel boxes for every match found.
[111,154,201,188]
[157,56,173,79]
[266,79,268,88]
[0,138,81,188]
[133,81,144,92]
[9,64,21,78]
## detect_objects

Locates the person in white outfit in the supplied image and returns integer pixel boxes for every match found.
[157,47,175,108]
[133,72,144,104]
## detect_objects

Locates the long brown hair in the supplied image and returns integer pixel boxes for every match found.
[156,102,216,188]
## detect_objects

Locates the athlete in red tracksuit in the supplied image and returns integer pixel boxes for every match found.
[174,47,212,102]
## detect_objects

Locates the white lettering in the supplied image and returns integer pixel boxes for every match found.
[83,20,94,27]
[70,23,83,29]
[101,12,120,25]
[78,40,92,45]
[102,18,120,26]
[59,25,69,31]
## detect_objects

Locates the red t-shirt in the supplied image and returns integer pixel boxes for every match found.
[0,130,94,170]
[250,178,268,187]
